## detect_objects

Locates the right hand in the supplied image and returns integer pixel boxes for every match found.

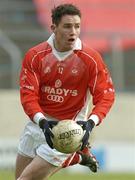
[39,119,58,149]
[77,119,95,150]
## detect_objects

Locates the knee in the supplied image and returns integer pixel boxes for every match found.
[16,177,28,180]
[17,178,24,180]
[17,178,21,180]
[17,176,48,180]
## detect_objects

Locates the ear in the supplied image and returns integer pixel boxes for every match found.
[51,24,56,33]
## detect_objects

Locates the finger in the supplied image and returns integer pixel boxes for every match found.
[81,140,87,150]
[51,121,58,125]
[76,121,86,125]
[48,121,58,128]
[42,126,54,137]
[82,132,89,147]
[48,129,54,138]
[45,133,53,148]
[77,121,87,130]
[82,132,87,142]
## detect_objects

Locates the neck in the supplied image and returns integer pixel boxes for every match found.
[53,39,72,52]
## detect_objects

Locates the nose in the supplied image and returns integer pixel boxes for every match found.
[70,27,76,35]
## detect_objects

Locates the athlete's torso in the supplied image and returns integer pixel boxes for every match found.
[37,46,90,119]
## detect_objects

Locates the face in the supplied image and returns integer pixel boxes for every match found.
[51,15,81,52]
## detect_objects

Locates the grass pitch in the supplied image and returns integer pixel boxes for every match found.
[0,171,135,180]
[50,173,135,180]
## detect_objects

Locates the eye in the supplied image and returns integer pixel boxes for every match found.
[76,25,80,29]
[64,24,72,28]
[75,24,80,29]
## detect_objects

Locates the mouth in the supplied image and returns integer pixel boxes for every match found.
[68,38,76,43]
[68,38,76,45]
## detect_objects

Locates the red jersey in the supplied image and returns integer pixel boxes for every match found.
[20,36,115,124]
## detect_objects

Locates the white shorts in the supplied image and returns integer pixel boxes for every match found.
[18,121,72,167]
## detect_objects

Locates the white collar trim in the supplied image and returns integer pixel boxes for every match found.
[47,33,82,51]
[47,34,82,61]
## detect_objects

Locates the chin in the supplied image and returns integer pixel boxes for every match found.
[68,44,74,50]
[62,46,73,51]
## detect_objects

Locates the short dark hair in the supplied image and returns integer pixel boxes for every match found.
[51,4,81,25]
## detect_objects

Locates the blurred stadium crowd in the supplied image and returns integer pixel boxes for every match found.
[0,0,135,92]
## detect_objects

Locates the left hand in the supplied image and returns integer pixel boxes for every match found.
[77,119,95,150]
[39,119,58,148]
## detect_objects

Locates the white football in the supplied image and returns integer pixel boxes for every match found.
[52,120,84,154]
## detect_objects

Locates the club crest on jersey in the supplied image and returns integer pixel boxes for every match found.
[55,79,62,88]
[71,68,78,76]
[44,66,51,74]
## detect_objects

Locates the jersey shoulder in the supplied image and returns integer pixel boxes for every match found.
[23,41,52,63]
[76,43,105,70]
[81,44,103,62]
[29,41,52,54]
[22,41,52,69]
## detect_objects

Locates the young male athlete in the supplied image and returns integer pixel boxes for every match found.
[16,3,115,180]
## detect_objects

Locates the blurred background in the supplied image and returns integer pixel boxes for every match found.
[0,0,135,178]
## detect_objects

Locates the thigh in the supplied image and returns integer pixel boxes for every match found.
[15,153,33,179]
[18,155,61,180]
[18,121,44,158]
